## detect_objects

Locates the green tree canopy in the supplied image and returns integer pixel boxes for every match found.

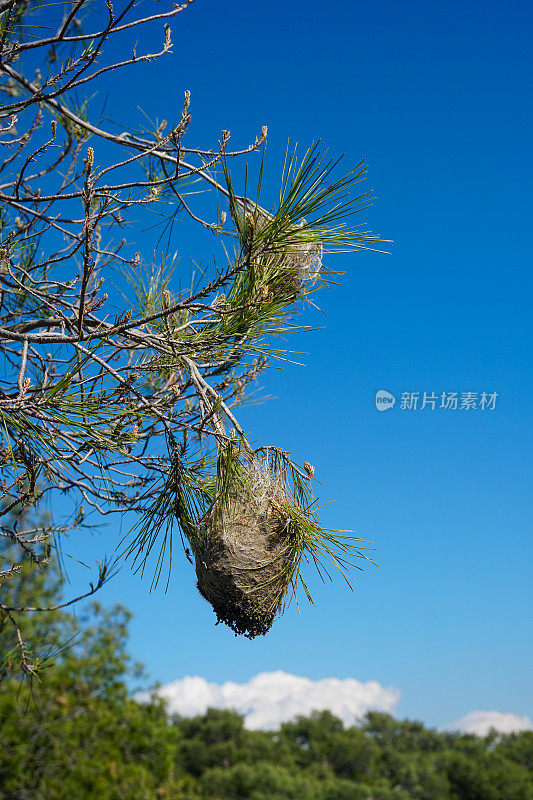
[1,557,532,800]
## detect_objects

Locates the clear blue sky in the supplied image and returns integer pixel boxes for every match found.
[64,0,532,729]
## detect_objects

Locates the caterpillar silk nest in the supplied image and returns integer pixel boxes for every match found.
[192,455,295,639]
[236,207,323,297]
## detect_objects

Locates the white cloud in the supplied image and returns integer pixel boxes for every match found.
[138,670,400,730]
[446,710,533,737]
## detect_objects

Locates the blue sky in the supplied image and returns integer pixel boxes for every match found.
[62,0,532,730]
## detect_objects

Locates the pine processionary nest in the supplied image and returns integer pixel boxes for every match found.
[192,457,295,639]
[235,208,323,297]
[275,231,322,293]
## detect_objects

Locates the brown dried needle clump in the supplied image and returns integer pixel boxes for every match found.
[193,455,294,639]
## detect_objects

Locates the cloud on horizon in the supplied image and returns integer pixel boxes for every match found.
[445,710,533,737]
[138,672,531,736]
[139,670,401,730]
